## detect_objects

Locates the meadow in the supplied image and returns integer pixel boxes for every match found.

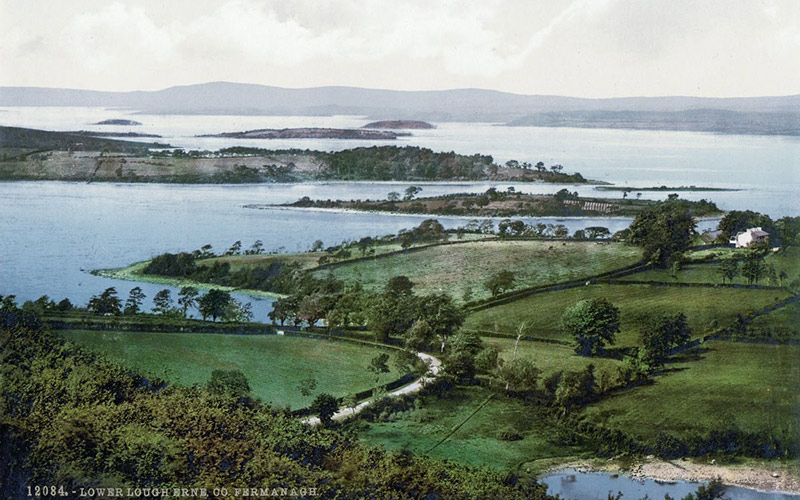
[60,330,402,409]
[355,386,589,472]
[464,284,789,346]
[321,240,643,302]
[582,341,800,442]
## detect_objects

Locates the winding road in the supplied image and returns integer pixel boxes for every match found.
[302,351,441,426]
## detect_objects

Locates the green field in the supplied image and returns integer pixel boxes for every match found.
[60,330,402,409]
[583,341,800,441]
[465,284,789,346]
[321,240,642,302]
[356,386,588,471]
[482,337,623,380]
[618,248,800,285]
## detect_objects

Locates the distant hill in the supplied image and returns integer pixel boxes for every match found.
[2,82,799,130]
[506,109,800,136]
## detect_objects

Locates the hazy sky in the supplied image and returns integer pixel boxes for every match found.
[1,0,799,97]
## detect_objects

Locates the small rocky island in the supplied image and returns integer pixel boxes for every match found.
[199,127,408,140]
[362,120,435,129]
[94,119,142,126]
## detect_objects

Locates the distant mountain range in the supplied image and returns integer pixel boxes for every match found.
[1,82,799,135]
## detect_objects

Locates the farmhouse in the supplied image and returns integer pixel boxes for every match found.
[730,227,769,248]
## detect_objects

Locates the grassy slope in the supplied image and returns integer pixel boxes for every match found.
[482,337,623,380]
[60,330,400,409]
[618,248,800,285]
[583,341,800,441]
[322,240,643,303]
[747,301,800,335]
[356,386,588,472]
[464,284,789,346]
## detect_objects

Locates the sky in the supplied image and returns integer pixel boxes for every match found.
[1,0,799,98]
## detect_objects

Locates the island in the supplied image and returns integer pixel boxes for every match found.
[198,127,408,140]
[362,120,435,129]
[94,118,142,126]
[263,189,723,218]
[68,130,163,138]
[0,126,596,184]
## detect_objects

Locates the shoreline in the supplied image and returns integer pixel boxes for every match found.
[92,262,286,300]
[546,458,800,495]
[246,204,725,223]
[244,204,644,221]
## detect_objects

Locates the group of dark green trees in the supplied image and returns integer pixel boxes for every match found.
[86,286,252,322]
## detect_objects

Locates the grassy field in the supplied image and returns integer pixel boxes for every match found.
[356,385,588,472]
[482,337,623,380]
[321,240,642,302]
[618,248,800,285]
[465,284,789,346]
[583,341,800,442]
[746,301,800,336]
[60,330,401,409]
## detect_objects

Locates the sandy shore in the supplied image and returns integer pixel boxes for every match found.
[552,458,800,495]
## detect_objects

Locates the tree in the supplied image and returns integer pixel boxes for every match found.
[405,319,435,351]
[586,226,611,239]
[717,258,739,284]
[718,210,774,242]
[560,298,620,356]
[387,191,400,202]
[368,353,391,383]
[296,377,317,397]
[225,240,242,256]
[310,393,339,427]
[152,289,173,315]
[741,251,766,284]
[484,270,515,297]
[640,313,692,366]
[123,287,146,315]
[628,202,696,267]
[495,358,541,393]
[248,240,264,255]
[385,276,414,297]
[448,331,484,356]
[224,298,253,322]
[207,369,250,399]
[311,240,324,252]
[297,293,335,327]
[269,295,298,326]
[443,350,476,382]
[416,293,464,352]
[88,287,121,316]
[198,289,232,321]
[56,298,73,311]
[403,185,422,201]
[177,286,199,318]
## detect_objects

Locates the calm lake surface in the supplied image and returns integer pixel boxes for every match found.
[542,469,800,500]
[0,106,797,313]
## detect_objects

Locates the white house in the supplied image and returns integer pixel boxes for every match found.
[730,227,769,248]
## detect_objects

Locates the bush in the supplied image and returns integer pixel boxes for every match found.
[497,427,523,441]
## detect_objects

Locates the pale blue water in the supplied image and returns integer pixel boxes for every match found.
[542,468,800,500]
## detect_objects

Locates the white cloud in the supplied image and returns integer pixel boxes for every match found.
[0,0,798,96]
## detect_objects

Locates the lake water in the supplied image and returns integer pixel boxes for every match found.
[0,106,797,313]
[542,468,800,500]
